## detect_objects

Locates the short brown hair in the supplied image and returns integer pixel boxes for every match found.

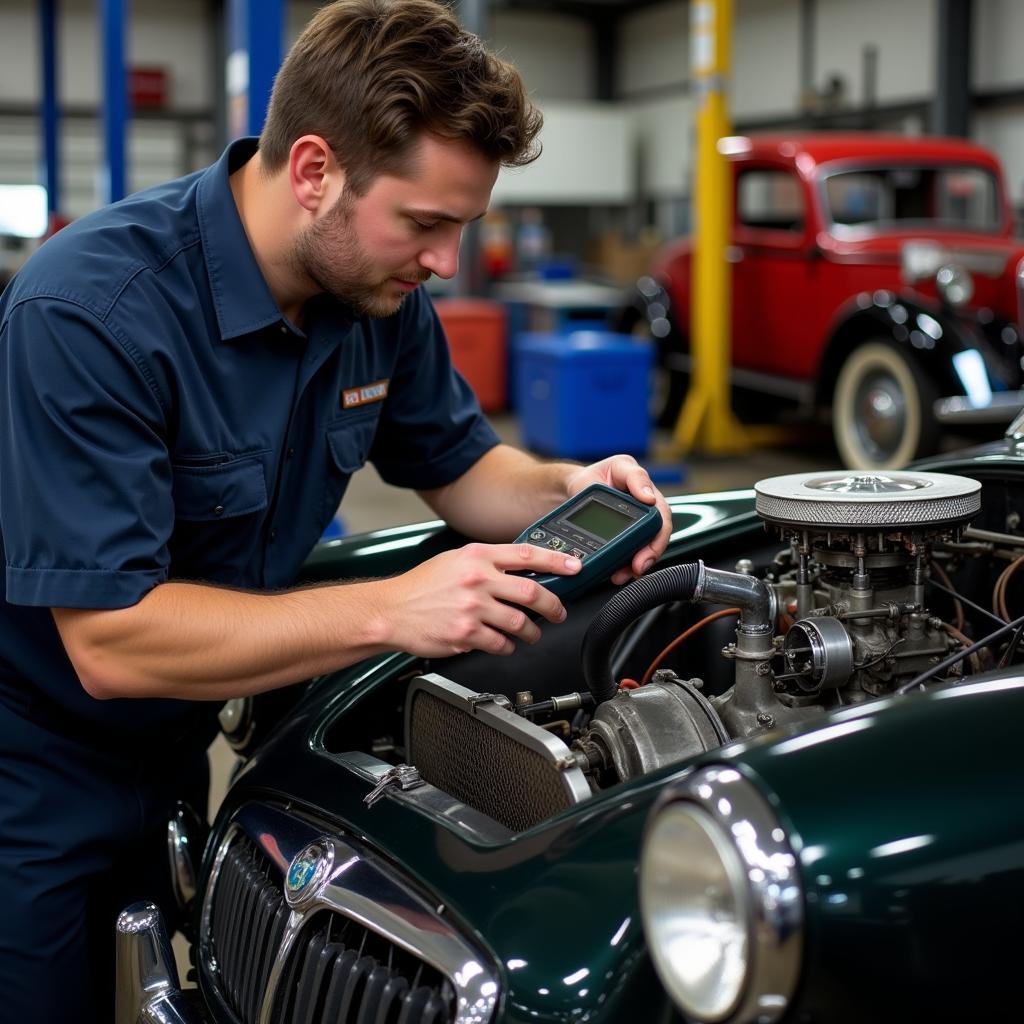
[259,0,543,193]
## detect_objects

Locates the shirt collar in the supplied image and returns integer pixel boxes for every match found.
[196,138,286,341]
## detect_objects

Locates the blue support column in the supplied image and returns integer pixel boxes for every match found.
[39,0,60,215]
[101,0,128,204]
[226,0,285,139]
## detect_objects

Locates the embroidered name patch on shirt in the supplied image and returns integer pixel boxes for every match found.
[342,380,390,408]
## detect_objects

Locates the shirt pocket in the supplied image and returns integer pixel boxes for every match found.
[171,456,269,522]
[169,456,270,582]
[322,410,380,526]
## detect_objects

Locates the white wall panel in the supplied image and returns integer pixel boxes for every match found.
[0,1,36,104]
[619,1,689,98]
[733,0,801,118]
[0,0,210,111]
[492,103,633,204]
[815,0,934,105]
[629,95,694,199]
[975,108,1024,208]
[973,0,1024,91]
[491,10,593,102]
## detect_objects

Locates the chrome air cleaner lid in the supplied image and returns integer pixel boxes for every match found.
[755,471,981,529]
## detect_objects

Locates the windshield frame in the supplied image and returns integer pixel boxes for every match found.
[815,159,1008,239]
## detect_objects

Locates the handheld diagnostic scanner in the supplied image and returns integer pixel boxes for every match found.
[512,483,662,604]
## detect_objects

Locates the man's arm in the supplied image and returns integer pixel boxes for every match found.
[418,444,673,582]
[52,541,582,702]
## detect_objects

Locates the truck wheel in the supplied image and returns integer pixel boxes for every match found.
[615,305,687,428]
[832,341,938,470]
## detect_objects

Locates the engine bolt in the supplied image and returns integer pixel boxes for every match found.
[1008,511,1021,531]
[772,679,787,692]
[756,712,775,729]
[514,691,533,708]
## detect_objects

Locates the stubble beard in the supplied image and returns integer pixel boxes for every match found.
[288,191,423,318]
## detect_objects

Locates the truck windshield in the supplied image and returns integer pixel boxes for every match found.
[824,166,1001,233]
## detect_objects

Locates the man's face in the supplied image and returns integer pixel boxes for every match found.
[290,135,499,317]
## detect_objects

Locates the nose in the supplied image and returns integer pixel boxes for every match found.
[418,227,462,280]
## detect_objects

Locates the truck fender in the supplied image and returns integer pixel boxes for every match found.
[814,293,969,408]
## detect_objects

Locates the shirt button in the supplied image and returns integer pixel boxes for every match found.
[286,447,295,459]
[269,528,278,542]
[279,325,288,336]
[213,505,225,516]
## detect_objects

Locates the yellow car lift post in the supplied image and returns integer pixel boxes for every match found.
[673,0,750,455]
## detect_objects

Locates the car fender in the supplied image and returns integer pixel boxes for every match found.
[814,294,976,407]
[613,275,686,363]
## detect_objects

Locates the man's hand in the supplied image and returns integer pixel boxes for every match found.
[368,542,583,658]
[565,455,672,584]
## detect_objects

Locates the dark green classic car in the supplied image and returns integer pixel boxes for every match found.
[116,429,1024,1024]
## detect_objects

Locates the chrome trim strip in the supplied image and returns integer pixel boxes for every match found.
[198,802,498,1024]
[329,751,514,843]
[167,802,202,912]
[406,673,593,807]
[935,389,1024,424]
[648,766,803,1024]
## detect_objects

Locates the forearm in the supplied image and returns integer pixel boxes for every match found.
[53,579,393,701]
[419,444,578,540]
[54,539,586,701]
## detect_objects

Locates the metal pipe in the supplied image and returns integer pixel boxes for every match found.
[101,0,127,204]
[675,0,747,454]
[698,565,774,633]
[39,0,60,215]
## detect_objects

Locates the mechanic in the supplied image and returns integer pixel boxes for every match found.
[0,1,670,1020]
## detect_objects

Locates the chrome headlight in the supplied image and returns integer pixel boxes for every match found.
[936,263,973,307]
[639,766,803,1023]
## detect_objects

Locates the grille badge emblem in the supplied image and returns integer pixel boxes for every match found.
[285,839,334,908]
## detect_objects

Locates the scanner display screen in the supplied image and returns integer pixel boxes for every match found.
[565,500,634,542]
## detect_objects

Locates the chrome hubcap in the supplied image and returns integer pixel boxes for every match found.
[855,372,906,460]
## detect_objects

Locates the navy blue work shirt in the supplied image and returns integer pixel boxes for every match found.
[0,138,499,747]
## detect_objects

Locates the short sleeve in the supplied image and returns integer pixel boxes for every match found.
[368,291,500,489]
[1,297,173,608]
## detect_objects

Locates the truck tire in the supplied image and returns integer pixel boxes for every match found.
[615,304,688,428]
[832,341,938,470]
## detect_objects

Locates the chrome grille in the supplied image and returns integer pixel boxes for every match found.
[209,834,289,1024]
[274,911,454,1023]
[202,804,492,1024]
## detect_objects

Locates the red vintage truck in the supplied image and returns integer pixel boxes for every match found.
[619,133,1024,469]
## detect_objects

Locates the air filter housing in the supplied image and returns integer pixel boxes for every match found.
[754,471,981,530]
[405,674,591,833]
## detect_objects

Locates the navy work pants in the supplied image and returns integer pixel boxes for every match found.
[0,700,209,1024]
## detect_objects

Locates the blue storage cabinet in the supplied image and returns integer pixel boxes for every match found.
[516,331,653,459]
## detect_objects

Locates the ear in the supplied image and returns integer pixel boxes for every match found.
[287,135,346,214]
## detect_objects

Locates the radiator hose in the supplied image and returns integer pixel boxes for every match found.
[581,560,774,703]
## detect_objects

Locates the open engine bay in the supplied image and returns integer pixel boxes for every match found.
[323,466,1024,835]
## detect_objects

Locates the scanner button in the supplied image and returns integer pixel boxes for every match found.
[570,548,587,559]
[547,537,566,550]
[530,529,546,541]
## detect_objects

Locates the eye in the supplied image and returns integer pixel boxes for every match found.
[412,219,439,232]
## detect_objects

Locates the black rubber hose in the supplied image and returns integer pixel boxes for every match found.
[582,562,703,703]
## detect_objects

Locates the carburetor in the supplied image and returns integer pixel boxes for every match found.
[755,470,982,702]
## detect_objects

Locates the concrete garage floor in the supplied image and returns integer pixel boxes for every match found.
[179,412,842,978]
